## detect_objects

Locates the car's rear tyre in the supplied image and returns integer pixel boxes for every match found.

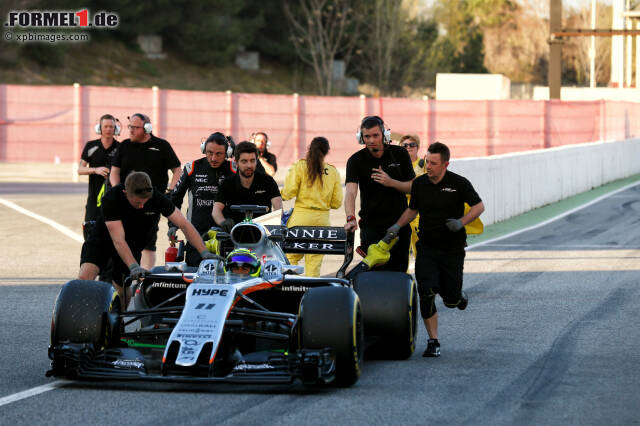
[50,280,120,349]
[352,271,417,359]
[299,287,363,387]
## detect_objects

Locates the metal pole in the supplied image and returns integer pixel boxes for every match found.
[549,0,563,99]
[589,0,596,88]
[625,0,632,87]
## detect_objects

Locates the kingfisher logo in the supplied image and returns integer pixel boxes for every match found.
[5,10,119,28]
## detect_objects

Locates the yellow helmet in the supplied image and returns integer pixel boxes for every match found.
[224,249,261,277]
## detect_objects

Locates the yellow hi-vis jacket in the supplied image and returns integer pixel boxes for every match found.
[281,159,343,211]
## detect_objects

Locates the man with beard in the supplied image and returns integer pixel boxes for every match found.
[168,132,236,266]
[212,141,282,231]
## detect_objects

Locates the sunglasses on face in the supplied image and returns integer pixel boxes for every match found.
[402,142,418,148]
[128,125,143,130]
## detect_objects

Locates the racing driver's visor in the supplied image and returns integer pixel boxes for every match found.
[227,254,260,274]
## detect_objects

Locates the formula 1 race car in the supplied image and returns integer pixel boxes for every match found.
[48,206,417,387]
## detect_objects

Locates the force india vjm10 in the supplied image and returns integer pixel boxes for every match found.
[48,205,417,387]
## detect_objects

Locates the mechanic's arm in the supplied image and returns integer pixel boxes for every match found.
[212,201,227,226]
[461,201,485,225]
[271,196,283,212]
[393,207,418,228]
[78,160,109,177]
[344,182,358,231]
[167,166,181,192]
[105,220,137,268]
[168,208,208,253]
[371,167,414,193]
[110,166,121,187]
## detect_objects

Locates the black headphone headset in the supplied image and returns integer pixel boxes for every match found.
[128,113,152,134]
[95,114,121,136]
[201,133,235,158]
[356,116,391,144]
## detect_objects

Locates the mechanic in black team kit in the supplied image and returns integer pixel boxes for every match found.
[212,141,282,231]
[79,172,218,305]
[385,142,484,357]
[168,132,236,266]
[110,113,182,270]
[77,114,120,240]
[344,116,415,272]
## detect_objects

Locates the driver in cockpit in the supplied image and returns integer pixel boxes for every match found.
[225,249,261,277]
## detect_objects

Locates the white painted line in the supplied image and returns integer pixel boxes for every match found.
[0,381,67,407]
[467,181,640,250]
[0,197,83,243]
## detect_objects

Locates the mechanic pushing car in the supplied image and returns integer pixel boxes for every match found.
[212,141,282,231]
[78,171,219,305]
[168,132,236,266]
[109,113,182,270]
[385,142,484,357]
[344,116,415,272]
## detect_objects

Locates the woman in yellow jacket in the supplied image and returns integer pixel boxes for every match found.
[281,137,343,277]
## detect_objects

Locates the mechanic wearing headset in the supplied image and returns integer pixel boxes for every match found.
[400,134,425,258]
[167,132,236,266]
[77,114,121,240]
[385,142,484,357]
[281,136,343,277]
[251,131,278,176]
[212,141,282,231]
[78,171,218,306]
[110,113,182,269]
[344,116,415,272]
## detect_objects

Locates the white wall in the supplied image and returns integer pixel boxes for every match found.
[532,86,640,101]
[436,73,511,100]
[448,138,640,225]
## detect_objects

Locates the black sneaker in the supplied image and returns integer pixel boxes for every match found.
[458,291,468,310]
[423,339,440,357]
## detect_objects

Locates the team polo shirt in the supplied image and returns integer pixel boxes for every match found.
[170,158,236,234]
[345,145,415,228]
[409,170,482,251]
[216,172,281,223]
[95,184,175,253]
[112,135,180,193]
[80,138,119,221]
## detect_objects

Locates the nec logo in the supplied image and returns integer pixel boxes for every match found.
[192,288,228,297]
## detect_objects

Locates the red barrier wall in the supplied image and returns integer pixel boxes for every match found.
[1,84,639,168]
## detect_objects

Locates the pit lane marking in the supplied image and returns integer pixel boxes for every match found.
[0,381,68,407]
[467,181,640,251]
[0,197,83,243]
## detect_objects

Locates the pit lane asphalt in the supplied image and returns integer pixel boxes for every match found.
[1,178,639,425]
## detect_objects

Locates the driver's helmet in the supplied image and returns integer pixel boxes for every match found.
[224,248,261,277]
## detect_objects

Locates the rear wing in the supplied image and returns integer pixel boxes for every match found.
[265,226,354,278]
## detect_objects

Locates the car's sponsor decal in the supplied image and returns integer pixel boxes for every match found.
[164,283,235,367]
